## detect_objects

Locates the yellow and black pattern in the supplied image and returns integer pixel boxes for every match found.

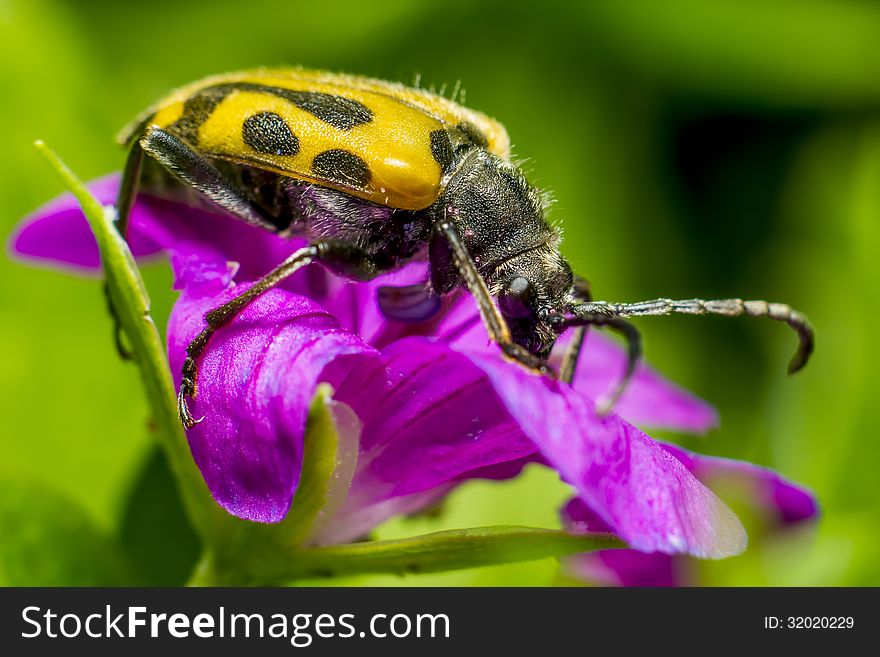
[122,69,510,211]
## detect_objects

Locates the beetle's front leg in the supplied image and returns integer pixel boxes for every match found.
[432,221,553,377]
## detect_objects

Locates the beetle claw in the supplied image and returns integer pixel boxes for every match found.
[177,383,203,430]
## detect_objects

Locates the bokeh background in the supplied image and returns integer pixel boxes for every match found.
[1,0,878,586]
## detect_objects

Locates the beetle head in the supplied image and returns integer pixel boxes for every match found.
[490,245,574,359]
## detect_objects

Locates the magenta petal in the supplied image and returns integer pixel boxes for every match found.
[9,174,163,270]
[292,265,488,355]
[660,443,819,526]
[560,442,817,586]
[569,331,718,434]
[563,444,818,532]
[561,496,613,533]
[312,487,453,546]
[312,337,539,543]
[569,550,680,587]
[772,480,819,524]
[167,282,376,523]
[316,337,536,540]
[467,353,746,557]
[562,497,683,586]
[335,337,536,494]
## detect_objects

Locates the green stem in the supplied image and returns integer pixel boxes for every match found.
[35,141,225,543]
[245,527,625,583]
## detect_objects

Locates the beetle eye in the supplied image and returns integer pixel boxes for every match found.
[498,277,534,318]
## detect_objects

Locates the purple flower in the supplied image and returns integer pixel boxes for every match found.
[561,445,819,586]
[10,174,817,559]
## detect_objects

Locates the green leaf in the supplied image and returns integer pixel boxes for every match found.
[0,480,133,586]
[245,526,624,583]
[34,142,226,544]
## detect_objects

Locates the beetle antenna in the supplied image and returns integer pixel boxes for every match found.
[565,297,814,375]
[564,308,642,415]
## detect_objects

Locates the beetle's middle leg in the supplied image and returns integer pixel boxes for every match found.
[561,310,643,414]
[559,275,592,385]
[559,276,643,414]
[178,239,388,429]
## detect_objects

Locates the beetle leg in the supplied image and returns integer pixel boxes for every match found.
[559,326,586,385]
[101,280,133,360]
[559,275,593,384]
[312,239,391,281]
[177,240,388,429]
[139,125,280,232]
[110,127,286,364]
[568,297,814,375]
[101,140,146,361]
[434,221,552,376]
[178,244,317,428]
[115,139,144,238]
[562,311,643,415]
[559,274,644,414]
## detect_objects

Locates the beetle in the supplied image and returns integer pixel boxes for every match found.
[112,68,814,429]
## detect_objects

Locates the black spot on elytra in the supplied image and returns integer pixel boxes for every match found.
[287,91,373,130]
[430,129,453,171]
[168,86,234,144]
[311,149,371,188]
[203,82,373,130]
[242,112,300,156]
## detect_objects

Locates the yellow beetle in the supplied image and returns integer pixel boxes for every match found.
[113,68,814,429]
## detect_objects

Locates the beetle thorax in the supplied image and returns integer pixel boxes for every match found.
[432,150,573,357]
[438,150,555,272]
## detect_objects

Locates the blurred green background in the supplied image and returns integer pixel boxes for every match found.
[1,0,878,586]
